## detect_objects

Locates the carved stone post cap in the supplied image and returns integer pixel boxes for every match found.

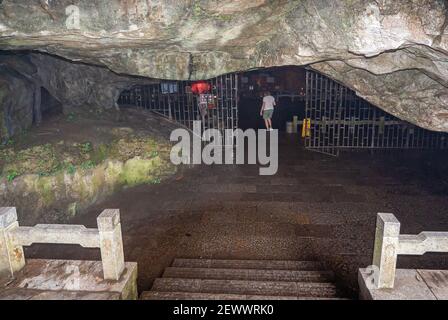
[377,213,400,224]
[97,209,120,231]
[377,213,400,236]
[0,207,18,228]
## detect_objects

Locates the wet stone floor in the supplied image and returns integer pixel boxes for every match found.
[27,134,448,297]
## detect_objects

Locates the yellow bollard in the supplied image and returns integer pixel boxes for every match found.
[301,119,307,138]
[302,118,311,138]
[306,118,311,137]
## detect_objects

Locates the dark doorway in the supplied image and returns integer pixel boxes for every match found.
[237,66,306,131]
[39,87,62,122]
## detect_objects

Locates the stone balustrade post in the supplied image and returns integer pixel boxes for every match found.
[97,209,125,280]
[373,213,400,289]
[0,207,25,278]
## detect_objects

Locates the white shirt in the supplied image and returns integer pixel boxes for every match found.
[263,95,276,110]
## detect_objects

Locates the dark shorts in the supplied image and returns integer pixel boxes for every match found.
[263,109,274,119]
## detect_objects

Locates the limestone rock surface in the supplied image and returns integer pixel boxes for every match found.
[0,0,447,131]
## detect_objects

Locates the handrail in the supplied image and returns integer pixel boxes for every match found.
[372,212,448,289]
[0,207,125,281]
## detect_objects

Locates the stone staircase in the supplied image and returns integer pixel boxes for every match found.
[141,258,349,300]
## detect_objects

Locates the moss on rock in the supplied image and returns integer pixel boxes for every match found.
[36,176,56,206]
[119,156,163,186]
[0,133,175,224]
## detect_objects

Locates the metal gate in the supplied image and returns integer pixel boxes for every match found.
[305,70,448,156]
[118,73,238,133]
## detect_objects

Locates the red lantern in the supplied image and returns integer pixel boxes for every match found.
[191,81,211,94]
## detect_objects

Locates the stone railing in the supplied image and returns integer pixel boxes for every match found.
[0,207,125,281]
[373,212,448,289]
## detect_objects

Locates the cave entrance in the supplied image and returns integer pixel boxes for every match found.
[37,86,63,123]
[117,67,448,156]
[237,66,306,132]
[117,66,306,136]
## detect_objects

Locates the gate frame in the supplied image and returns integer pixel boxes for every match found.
[304,69,448,156]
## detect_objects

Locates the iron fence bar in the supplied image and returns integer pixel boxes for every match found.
[118,70,448,154]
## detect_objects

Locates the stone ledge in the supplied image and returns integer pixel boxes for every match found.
[0,288,121,300]
[359,268,448,300]
[0,259,138,300]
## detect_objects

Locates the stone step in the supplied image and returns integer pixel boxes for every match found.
[0,288,120,300]
[172,258,326,271]
[163,267,334,282]
[1,259,138,300]
[151,278,339,298]
[142,291,347,300]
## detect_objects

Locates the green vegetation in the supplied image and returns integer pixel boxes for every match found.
[147,150,159,158]
[6,170,18,182]
[36,177,55,205]
[0,109,176,223]
[66,163,76,175]
[80,160,95,170]
[66,112,76,122]
[193,0,205,16]
[151,177,162,184]
[0,135,168,183]
[119,157,162,186]
[214,14,233,22]
[79,141,93,154]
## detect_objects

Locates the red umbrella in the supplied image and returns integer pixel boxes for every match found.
[191,81,211,94]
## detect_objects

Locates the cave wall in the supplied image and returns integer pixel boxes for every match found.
[0,0,447,131]
[28,53,157,111]
[0,52,158,142]
[0,55,37,142]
